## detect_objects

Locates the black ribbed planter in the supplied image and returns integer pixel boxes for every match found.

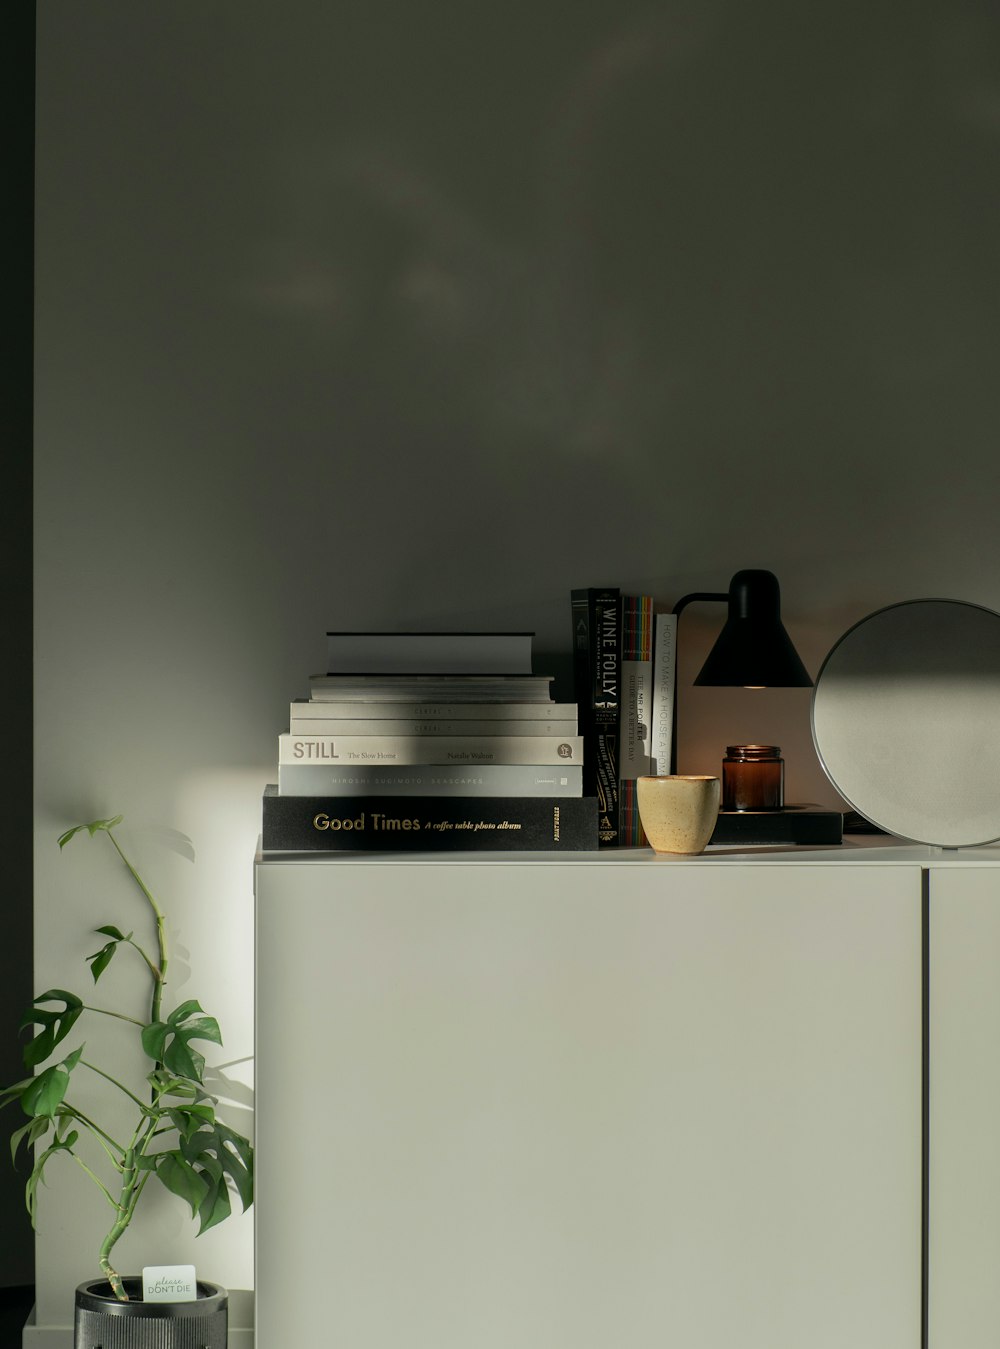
[74,1278,228,1349]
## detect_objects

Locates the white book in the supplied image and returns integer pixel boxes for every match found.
[308,674,555,703]
[289,713,580,738]
[325,631,533,675]
[650,612,678,775]
[619,595,654,780]
[290,699,578,725]
[277,763,583,797]
[279,733,584,766]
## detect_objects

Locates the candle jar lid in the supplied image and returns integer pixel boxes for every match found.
[724,744,782,761]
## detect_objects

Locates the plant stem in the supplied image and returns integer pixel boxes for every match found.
[71,1154,120,1211]
[104,830,169,1024]
[98,1109,159,1301]
[79,1059,151,1112]
[61,1105,125,1161]
[81,1003,146,1028]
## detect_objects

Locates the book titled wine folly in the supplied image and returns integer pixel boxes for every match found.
[278,733,583,766]
[261,786,599,852]
[571,588,620,847]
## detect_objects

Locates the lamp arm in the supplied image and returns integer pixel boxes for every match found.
[672,591,728,617]
[669,591,728,772]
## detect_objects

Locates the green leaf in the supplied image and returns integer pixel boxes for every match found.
[21,1064,70,1119]
[25,1135,77,1226]
[148,1071,201,1101]
[55,1111,79,1145]
[19,1044,84,1120]
[142,1007,222,1082]
[20,990,84,1068]
[60,1045,84,1073]
[168,999,204,1025]
[215,1124,254,1211]
[167,1103,216,1141]
[182,1121,254,1219]
[57,815,124,849]
[0,1076,35,1112]
[141,1022,168,1063]
[155,1153,209,1216]
[87,942,117,982]
[196,1171,232,1233]
[10,1116,51,1166]
[145,1117,252,1233]
[87,927,134,982]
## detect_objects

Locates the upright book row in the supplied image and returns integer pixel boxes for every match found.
[571,589,677,848]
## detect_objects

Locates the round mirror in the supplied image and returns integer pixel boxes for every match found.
[811,599,1000,847]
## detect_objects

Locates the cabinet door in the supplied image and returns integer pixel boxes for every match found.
[929,865,1000,1348]
[256,859,921,1349]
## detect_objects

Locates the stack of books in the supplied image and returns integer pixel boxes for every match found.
[261,631,600,852]
[571,590,677,848]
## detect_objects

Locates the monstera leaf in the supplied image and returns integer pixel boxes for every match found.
[19,991,83,1069]
[141,1001,222,1082]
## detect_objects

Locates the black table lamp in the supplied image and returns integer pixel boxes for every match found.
[669,569,812,774]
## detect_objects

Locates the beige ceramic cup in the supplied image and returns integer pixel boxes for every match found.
[636,775,721,854]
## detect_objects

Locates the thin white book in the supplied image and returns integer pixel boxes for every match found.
[650,612,678,775]
[279,733,584,766]
[325,631,533,675]
[289,712,580,737]
[290,699,578,725]
[277,763,583,797]
[308,674,555,703]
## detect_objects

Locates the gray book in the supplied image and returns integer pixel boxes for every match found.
[276,763,583,798]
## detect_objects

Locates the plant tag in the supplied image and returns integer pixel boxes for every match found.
[142,1265,197,1302]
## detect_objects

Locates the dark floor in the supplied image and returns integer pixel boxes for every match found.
[0,1286,34,1348]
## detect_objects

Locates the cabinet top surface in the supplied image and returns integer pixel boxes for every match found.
[255,835,1000,868]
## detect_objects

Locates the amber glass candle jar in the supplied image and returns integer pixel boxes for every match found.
[722,745,784,811]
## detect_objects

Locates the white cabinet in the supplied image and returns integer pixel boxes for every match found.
[255,852,926,1349]
[928,864,1000,1348]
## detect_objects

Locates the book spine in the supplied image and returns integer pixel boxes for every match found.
[289,714,580,737]
[650,612,678,776]
[618,594,654,846]
[308,674,554,695]
[295,700,576,720]
[277,763,583,797]
[279,733,584,766]
[571,588,621,847]
[308,686,555,703]
[261,791,599,852]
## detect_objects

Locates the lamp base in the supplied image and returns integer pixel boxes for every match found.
[709,805,843,847]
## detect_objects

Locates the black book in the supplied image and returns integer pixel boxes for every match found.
[709,807,844,847]
[261,786,599,852]
[571,588,621,847]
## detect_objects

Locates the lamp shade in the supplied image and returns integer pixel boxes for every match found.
[694,569,813,688]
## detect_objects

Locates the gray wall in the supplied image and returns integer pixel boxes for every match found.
[31,0,1000,1331]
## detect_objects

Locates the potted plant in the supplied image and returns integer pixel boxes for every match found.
[0,815,253,1348]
